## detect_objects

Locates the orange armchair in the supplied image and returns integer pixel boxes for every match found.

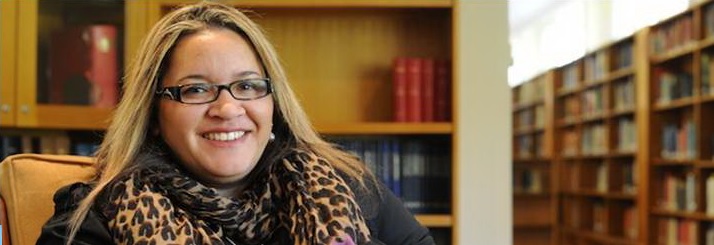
[0,154,96,245]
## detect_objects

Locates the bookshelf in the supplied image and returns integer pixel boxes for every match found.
[0,0,17,127]
[512,71,556,245]
[550,33,646,245]
[646,1,714,244]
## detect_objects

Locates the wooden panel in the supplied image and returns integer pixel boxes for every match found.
[514,229,552,245]
[0,0,17,126]
[154,0,452,8]
[33,105,112,130]
[514,197,553,226]
[415,214,452,228]
[16,0,38,127]
[316,122,451,135]
[254,8,451,124]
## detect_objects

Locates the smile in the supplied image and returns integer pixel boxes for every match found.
[202,131,246,141]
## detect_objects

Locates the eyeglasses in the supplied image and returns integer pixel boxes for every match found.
[156,78,272,104]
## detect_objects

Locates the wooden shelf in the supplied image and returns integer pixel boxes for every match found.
[513,126,545,136]
[649,41,697,64]
[653,97,695,112]
[28,105,112,130]
[514,190,552,197]
[315,122,452,135]
[512,100,544,112]
[154,0,453,8]
[415,214,452,228]
[513,221,553,229]
[651,158,695,166]
[607,67,635,81]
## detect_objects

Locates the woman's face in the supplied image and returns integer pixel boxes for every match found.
[158,28,274,188]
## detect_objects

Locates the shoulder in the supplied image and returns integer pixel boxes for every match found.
[37,182,113,244]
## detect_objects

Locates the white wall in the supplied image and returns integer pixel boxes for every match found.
[455,1,511,244]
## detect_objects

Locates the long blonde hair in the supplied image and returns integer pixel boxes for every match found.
[66,1,369,242]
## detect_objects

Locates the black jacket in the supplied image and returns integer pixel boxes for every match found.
[36,177,435,245]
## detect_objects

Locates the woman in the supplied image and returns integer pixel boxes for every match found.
[37,2,434,245]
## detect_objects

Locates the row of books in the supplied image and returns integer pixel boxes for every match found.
[657,218,698,245]
[561,63,579,92]
[45,25,119,108]
[562,161,636,194]
[563,200,638,239]
[649,14,695,55]
[0,134,100,160]
[655,70,694,105]
[659,171,697,212]
[617,117,637,153]
[581,87,605,119]
[515,133,546,159]
[514,105,544,131]
[700,54,714,96]
[332,137,451,214]
[392,57,451,123]
[661,118,697,160]
[514,76,545,105]
[581,124,607,155]
[583,51,608,82]
[613,77,636,112]
[513,168,545,194]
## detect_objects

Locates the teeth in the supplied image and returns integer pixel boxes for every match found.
[203,131,245,141]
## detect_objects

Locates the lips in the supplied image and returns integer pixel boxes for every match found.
[202,131,246,141]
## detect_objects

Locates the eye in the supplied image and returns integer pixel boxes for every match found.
[235,80,259,91]
[180,84,211,96]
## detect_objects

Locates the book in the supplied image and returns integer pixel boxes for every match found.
[421,59,435,122]
[434,60,451,122]
[406,58,423,122]
[393,57,408,122]
[48,25,119,108]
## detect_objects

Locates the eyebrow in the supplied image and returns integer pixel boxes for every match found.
[177,71,261,84]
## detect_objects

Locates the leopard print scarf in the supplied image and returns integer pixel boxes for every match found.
[103,150,372,245]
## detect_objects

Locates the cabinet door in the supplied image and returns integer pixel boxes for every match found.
[0,0,17,126]
[15,0,126,129]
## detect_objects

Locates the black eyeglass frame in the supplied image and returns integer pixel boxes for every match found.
[155,78,273,104]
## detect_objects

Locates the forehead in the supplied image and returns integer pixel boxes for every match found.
[162,28,263,84]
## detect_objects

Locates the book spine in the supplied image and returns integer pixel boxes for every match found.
[434,60,451,122]
[86,25,119,108]
[393,57,408,122]
[406,58,423,122]
[421,59,435,122]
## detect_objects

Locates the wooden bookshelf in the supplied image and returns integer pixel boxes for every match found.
[646,1,714,244]
[512,71,556,245]
[549,33,646,245]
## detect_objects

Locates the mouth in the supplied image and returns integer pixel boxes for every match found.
[202,131,246,141]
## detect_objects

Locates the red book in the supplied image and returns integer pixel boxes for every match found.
[393,57,408,122]
[421,59,435,122]
[86,25,119,108]
[48,25,118,108]
[434,59,451,122]
[406,58,423,122]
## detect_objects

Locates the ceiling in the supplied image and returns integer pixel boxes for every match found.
[508,0,562,33]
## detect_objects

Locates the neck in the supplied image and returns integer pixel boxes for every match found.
[207,181,246,198]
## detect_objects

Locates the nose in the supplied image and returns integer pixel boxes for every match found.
[207,89,245,119]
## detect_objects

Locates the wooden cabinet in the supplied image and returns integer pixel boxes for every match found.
[0,0,130,129]
[0,0,17,127]
[512,71,556,245]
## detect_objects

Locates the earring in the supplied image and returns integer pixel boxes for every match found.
[269,132,275,141]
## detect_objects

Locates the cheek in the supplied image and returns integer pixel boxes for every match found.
[158,103,196,136]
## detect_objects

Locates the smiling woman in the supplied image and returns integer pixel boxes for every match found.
[34,2,435,245]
